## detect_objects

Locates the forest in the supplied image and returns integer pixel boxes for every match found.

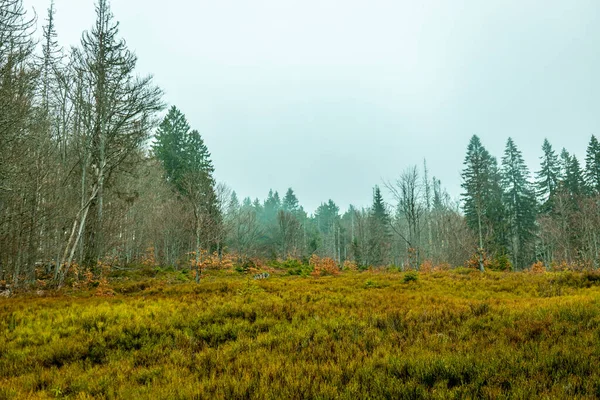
[1,0,598,287]
[5,1,600,398]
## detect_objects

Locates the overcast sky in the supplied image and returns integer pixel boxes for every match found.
[23,0,600,213]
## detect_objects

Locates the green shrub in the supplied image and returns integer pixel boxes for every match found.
[287,265,312,277]
[489,254,512,272]
[235,259,256,273]
[403,272,419,283]
[364,279,381,289]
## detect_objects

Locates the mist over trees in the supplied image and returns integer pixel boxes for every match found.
[1,0,599,287]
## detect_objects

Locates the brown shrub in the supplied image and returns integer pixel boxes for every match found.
[309,255,340,277]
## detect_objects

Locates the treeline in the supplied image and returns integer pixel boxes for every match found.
[149,105,469,273]
[0,1,597,287]
[462,134,600,271]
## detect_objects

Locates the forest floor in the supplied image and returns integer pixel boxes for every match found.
[2,268,600,399]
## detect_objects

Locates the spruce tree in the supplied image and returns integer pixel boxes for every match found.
[564,154,585,199]
[372,186,389,224]
[228,191,240,215]
[153,106,192,192]
[279,189,302,259]
[315,200,340,234]
[559,148,571,182]
[585,135,600,194]
[369,186,391,266]
[535,138,560,211]
[487,160,509,252]
[461,135,507,271]
[153,106,218,281]
[315,200,341,261]
[263,189,281,222]
[501,138,537,269]
[432,177,445,211]
[282,188,299,213]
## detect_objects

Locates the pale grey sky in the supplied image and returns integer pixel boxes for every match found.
[24,0,600,212]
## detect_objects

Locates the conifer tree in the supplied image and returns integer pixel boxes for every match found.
[535,139,560,211]
[153,106,192,191]
[501,138,537,268]
[228,191,240,215]
[564,154,585,199]
[368,186,391,266]
[585,135,600,194]
[282,188,299,213]
[315,200,341,261]
[461,135,504,271]
[153,106,218,282]
[372,186,389,225]
[559,148,571,182]
[263,189,281,223]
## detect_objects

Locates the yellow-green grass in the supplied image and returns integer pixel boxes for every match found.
[2,270,600,399]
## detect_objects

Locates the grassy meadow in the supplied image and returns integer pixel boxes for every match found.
[2,268,600,399]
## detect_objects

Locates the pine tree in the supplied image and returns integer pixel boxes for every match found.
[153,106,218,282]
[315,200,340,234]
[585,135,600,194]
[372,186,389,225]
[501,138,537,269]
[228,191,240,215]
[564,154,585,199]
[282,188,299,213]
[153,106,192,192]
[461,135,504,271]
[432,177,445,211]
[535,138,560,211]
[263,189,281,222]
[559,148,571,182]
[487,159,509,251]
[315,200,341,261]
[369,186,391,266]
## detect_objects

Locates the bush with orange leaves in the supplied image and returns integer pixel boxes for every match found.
[140,247,157,267]
[342,260,358,272]
[419,260,452,273]
[433,262,452,272]
[309,255,340,277]
[420,260,434,273]
[95,260,115,297]
[95,277,115,297]
[529,261,546,274]
[190,250,239,277]
[466,251,491,270]
[550,259,591,272]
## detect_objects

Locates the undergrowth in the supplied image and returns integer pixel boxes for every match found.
[2,270,600,398]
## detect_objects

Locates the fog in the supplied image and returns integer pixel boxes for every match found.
[24,0,600,211]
